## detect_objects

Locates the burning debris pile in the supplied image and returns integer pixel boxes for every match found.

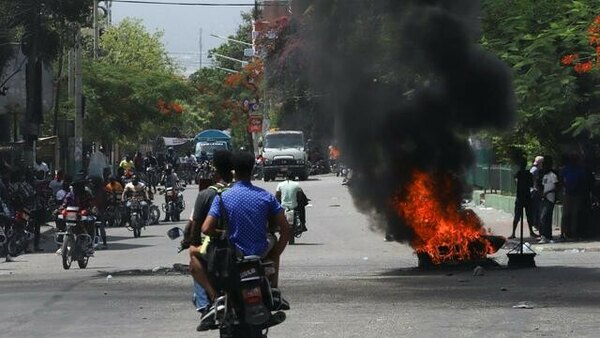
[303,0,515,264]
[393,171,500,264]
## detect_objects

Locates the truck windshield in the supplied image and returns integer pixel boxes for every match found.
[195,142,228,157]
[265,134,304,149]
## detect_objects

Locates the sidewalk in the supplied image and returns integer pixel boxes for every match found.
[469,204,600,252]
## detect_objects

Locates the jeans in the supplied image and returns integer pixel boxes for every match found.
[193,281,209,312]
[539,199,555,239]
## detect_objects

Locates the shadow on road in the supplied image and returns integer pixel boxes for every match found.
[107,235,160,242]
[367,265,600,308]
[103,242,153,251]
[289,243,324,246]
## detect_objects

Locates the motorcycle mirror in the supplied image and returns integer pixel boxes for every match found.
[167,227,184,240]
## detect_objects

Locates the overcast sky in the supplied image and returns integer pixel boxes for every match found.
[110,0,255,75]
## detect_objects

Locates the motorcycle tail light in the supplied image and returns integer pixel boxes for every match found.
[80,209,88,216]
[242,286,263,305]
[61,209,68,217]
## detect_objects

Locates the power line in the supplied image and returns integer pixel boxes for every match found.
[111,0,287,6]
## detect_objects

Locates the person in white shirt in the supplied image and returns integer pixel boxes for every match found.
[275,173,308,231]
[538,156,558,243]
[33,159,50,178]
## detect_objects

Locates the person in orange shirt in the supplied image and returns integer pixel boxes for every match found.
[105,176,124,205]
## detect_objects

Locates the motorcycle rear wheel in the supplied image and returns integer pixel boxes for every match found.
[78,256,89,269]
[220,324,266,338]
[7,235,26,257]
[62,237,72,270]
[149,206,160,225]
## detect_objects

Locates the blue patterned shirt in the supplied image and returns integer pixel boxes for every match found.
[208,181,283,256]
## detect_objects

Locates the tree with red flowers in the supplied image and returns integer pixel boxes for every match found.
[561,15,600,74]
[482,0,600,160]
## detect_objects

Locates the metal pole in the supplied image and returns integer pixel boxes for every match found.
[199,28,203,69]
[93,0,99,59]
[74,32,83,173]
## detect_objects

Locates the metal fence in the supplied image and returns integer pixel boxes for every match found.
[467,164,516,195]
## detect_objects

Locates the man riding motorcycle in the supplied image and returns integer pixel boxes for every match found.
[58,178,95,255]
[162,168,182,222]
[196,151,290,331]
[121,176,150,225]
[276,172,309,233]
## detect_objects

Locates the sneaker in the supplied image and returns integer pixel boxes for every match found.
[55,248,62,255]
[5,254,14,262]
[266,311,286,328]
[537,236,548,244]
[196,303,225,331]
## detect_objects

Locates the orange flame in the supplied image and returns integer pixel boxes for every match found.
[392,171,494,264]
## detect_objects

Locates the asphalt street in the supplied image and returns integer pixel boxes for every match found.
[1,175,599,338]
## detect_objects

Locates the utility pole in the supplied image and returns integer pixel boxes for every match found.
[24,6,43,166]
[68,29,83,174]
[199,28,203,69]
[93,0,99,59]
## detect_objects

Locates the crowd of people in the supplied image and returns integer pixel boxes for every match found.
[510,154,597,243]
[0,145,194,260]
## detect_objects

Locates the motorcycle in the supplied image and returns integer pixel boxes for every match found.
[166,227,289,338]
[284,209,304,245]
[55,206,97,270]
[1,211,33,258]
[159,185,186,222]
[196,160,212,184]
[125,198,147,238]
[105,192,125,227]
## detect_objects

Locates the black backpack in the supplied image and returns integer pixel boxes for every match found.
[205,188,239,290]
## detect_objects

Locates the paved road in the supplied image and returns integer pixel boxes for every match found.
[1,175,599,337]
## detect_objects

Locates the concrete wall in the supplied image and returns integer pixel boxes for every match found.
[472,190,563,227]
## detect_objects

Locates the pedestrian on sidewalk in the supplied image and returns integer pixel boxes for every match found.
[538,156,559,243]
[530,156,544,233]
[560,153,586,241]
[509,157,538,239]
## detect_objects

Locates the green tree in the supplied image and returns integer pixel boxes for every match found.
[99,18,175,73]
[83,18,195,147]
[83,61,193,146]
[188,12,254,149]
[481,0,600,160]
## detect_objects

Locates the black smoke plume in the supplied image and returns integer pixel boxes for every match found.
[301,0,515,240]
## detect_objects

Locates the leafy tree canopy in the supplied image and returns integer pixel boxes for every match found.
[481,0,600,161]
[99,18,175,73]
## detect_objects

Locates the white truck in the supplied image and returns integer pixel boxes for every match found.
[260,130,310,181]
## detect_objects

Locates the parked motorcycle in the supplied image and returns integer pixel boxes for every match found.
[55,206,97,270]
[159,186,186,222]
[1,210,34,258]
[166,227,289,338]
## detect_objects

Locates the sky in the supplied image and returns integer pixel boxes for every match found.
[110,0,255,75]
